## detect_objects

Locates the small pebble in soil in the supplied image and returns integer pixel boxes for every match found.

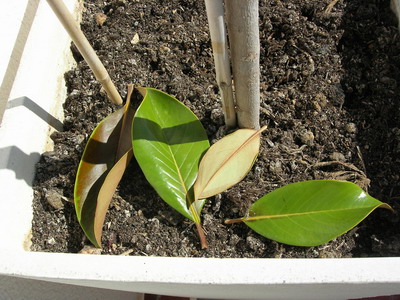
[159,46,171,54]
[95,13,107,27]
[47,237,56,246]
[213,194,222,212]
[315,93,328,108]
[79,245,102,255]
[345,123,357,134]
[246,236,265,252]
[330,152,346,162]
[269,159,283,174]
[229,234,241,246]
[131,33,140,45]
[45,190,65,210]
[299,130,315,146]
[210,108,223,125]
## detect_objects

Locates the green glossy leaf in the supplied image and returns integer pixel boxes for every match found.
[241,180,392,246]
[194,126,267,201]
[132,87,210,222]
[74,86,135,248]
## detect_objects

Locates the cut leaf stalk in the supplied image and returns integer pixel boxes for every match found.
[195,223,208,249]
[224,218,245,225]
[187,192,208,248]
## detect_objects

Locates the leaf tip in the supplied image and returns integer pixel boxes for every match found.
[136,86,147,97]
[259,125,268,133]
[379,202,394,212]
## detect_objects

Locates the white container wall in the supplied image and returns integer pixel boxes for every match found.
[1,1,400,299]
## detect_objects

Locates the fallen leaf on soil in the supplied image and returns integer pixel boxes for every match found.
[228,180,392,247]
[74,85,135,248]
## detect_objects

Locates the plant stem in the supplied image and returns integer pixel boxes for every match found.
[195,222,208,249]
[224,218,245,225]
[47,0,122,105]
[205,0,237,128]
[187,193,208,249]
[226,0,260,129]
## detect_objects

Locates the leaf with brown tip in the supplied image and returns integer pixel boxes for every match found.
[194,125,267,201]
[74,86,136,248]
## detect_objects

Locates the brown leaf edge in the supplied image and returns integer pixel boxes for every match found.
[74,85,136,248]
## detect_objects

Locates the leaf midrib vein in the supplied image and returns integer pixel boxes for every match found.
[151,99,197,220]
[199,129,260,198]
[247,205,378,221]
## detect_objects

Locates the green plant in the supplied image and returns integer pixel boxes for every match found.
[132,88,210,247]
[132,88,267,248]
[225,180,391,246]
[75,87,391,249]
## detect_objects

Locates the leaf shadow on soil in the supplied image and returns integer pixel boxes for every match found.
[339,0,400,257]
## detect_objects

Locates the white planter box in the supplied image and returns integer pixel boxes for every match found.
[1,1,400,299]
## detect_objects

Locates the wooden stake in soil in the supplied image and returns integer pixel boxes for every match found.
[226,0,260,129]
[205,0,237,128]
[47,0,122,105]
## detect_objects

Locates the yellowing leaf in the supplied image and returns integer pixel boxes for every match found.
[194,125,267,200]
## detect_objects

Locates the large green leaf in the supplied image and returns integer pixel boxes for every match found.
[132,87,210,223]
[74,86,135,248]
[237,180,391,246]
[194,126,267,201]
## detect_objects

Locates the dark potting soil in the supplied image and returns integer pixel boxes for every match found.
[31,0,400,258]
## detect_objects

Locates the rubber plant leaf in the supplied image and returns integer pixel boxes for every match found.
[132,87,210,223]
[239,180,392,247]
[194,125,267,201]
[74,86,136,248]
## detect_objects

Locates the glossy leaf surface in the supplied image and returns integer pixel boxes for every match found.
[244,180,391,246]
[132,88,210,222]
[194,126,267,200]
[74,87,135,247]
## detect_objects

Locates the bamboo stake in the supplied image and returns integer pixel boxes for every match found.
[204,0,237,128]
[226,0,260,129]
[47,0,122,105]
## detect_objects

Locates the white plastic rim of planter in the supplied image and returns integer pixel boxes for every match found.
[1,1,400,300]
[1,252,400,300]
[0,0,79,253]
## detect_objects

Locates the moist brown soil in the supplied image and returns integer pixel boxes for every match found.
[31,0,400,258]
